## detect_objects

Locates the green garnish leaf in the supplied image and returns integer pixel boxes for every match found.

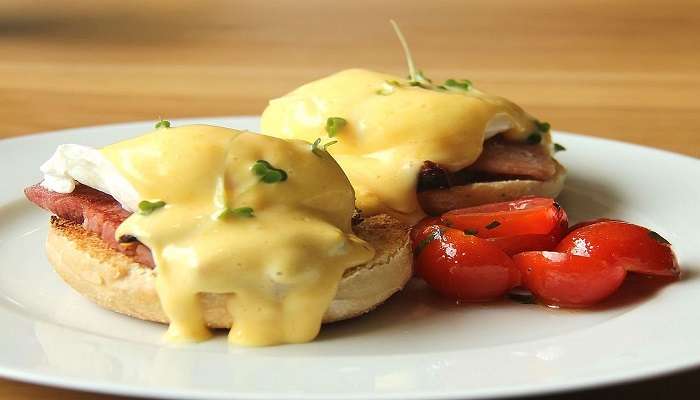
[526,133,542,145]
[535,120,551,132]
[138,200,166,215]
[485,220,501,230]
[414,227,442,256]
[311,138,324,157]
[325,117,347,138]
[155,119,171,129]
[508,292,537,304]
[251,160,287,183]
[414,237,432,255]
[444,78,472,91]
[391,21,476,93]
[464,228,478,236]
[554,143,566,152]
[649,230,671,245]
[525,119,549,144]
[311,138,337,157]
[218,206,254,220]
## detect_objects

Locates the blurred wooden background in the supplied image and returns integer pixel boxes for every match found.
[1,0,698,156]
[1,0,699,398]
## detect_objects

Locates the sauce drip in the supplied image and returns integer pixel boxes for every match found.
[104,126,374,345]
[261,69,538,222]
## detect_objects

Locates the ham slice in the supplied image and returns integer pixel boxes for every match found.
[418,137,557,191]
[24,184,154,268]
[468,137,557,181]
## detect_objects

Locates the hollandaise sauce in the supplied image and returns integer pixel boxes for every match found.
[104,126,374,346]
[261,69,539,222]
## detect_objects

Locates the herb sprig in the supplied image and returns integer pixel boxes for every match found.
[414,227,443,256]
[325,117,347,138]
[138,200,166,215]
[390,19,420,85]
[526,119,551,145]
[385,20,473,96]
[485,220,501,230]
[217,206,255,220]
[155,119,171,129]
[535,120,551,132]
[311,138,338,157]
[251,160,287,183]
[526,133,543,145]
[444,79,472,91]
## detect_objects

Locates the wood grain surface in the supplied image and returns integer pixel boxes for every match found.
[1,0,699,399]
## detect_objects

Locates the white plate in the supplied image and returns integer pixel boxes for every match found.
[1,117,699,400]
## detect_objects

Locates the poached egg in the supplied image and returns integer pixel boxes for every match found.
[261,68,541,222]
[39,125,375,346]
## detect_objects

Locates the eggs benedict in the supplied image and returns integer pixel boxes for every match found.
[25,124,412,346]
[261,23,565,223]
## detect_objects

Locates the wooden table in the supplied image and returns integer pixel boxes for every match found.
[1,0,698,398]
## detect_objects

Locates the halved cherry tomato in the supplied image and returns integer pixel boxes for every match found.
[411,216,561,256]
[438,197,568,255]
[441,197,568,239]
[414,225,520,302]
[556,220,680,278]
[513,251,627,307]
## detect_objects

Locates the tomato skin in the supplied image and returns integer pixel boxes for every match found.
[410,216,442,245]
[566,218,619,234]
[486,233,560,256]
[441,197,568,239]
[438,197,568,255]
[415,226,520,302]
[411,218,446,277]
[513,251,627,307]
[556,221,680,278]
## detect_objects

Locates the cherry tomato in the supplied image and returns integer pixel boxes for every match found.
[513,251,627,307]
[556,220,680,278]
[441,197,568,239]
[414,226,520,302]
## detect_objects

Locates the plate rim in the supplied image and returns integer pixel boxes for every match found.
[0,116,699,400]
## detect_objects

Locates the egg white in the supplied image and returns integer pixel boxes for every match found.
[40,144,140,212]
